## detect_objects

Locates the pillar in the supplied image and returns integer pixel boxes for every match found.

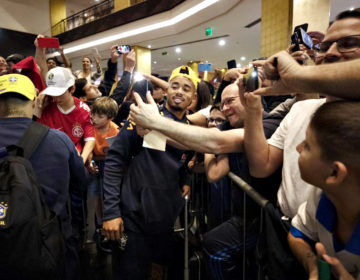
[114,0,131,12]
[50,0,67,36]
[261,0,330,57]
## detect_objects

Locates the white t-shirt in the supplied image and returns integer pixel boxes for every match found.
[198,105,212,118]
[291,188,360,279]
[268,98,326,218]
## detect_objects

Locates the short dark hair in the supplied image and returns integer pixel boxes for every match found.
[210,103,221,113]
[310,101,360,169]
[6,54,24,64]
[73,78,87,98]
[83,56,92,63]
[336,8,360,20]
[91,97,118,119]
[46,57,59,66]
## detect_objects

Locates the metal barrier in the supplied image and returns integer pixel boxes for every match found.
[187,171,270,280]
[227,172,269,280]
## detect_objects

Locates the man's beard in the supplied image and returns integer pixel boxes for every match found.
[167,103,184,111]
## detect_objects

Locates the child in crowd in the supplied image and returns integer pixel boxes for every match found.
[89,97,119,251]
[288,101,360,279]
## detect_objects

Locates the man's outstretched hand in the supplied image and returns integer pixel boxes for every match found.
[130,91,161,129]
[253,50,304,96]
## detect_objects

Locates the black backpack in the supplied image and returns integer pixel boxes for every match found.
[0,122,65,280]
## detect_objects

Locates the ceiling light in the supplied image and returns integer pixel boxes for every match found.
[178,58,181,61]
[147,45,152,48]
[219,39,226,46]
[240,56,246,61]
[64,0,219,54]
[84,13,88,17]
[175,47,181,53]
[236,63,241,68]
[350,7,354,11]
[153,61,157,64]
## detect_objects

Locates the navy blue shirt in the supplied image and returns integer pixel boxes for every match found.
[220,113,282,218]
[103,107,190,234]
[0,117,88,239]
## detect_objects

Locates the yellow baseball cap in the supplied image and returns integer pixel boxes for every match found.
[169,66,200,90]
[0,74,37,100]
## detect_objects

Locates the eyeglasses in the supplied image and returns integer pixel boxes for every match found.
[206,117,226,125]
[318,34,360,53]
[220,96,240,110]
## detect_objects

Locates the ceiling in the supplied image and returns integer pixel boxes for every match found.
[64,0,360,76]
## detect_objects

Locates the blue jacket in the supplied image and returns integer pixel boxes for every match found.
[0,117,88,240]
[103,107,190,234]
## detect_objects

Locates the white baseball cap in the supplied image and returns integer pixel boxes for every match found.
[40,67,75,96]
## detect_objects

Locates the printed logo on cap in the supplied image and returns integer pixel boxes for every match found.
[48,73,54,80]
[9,77,17,83]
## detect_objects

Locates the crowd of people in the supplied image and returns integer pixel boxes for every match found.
[0,7,360,280]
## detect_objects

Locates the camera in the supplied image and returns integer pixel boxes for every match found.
[243,66,259,92]
[116,45,131,54]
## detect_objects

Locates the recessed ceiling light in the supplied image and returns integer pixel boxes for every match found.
[148,45,152,48]
[175,47,181,53]
[178,58,181,61]
[84,13,88,17]
[240,56,246,61]
[350,7,354,11]
[236,63,241,68]
[153,61,157,64]
[219,39,226,46]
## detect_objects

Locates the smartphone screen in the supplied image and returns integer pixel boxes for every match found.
[116,45,131,54]
[299,28,313,49]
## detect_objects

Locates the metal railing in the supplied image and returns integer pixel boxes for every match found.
[52,0,115,35]
[51,0,148,35]
[228,172,269,280]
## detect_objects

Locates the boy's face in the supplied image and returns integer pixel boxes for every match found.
[52,89,72,106]
[90,112,111,129]
[166,76,195,112]
[207,109,226,128]
[296,126,331,188]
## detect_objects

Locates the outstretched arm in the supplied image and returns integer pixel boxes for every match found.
[253,50,360,99]
[130,92,244,154]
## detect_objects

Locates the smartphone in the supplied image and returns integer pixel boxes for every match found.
[91,48,99,56]
[227,59,237,69]
[116,45,131,54]
[243,66,259,92]
[133,79,149,103]
[291,33,300,52]
[294,23,308,33]
[299,28,313,49]
[37,37,60,49]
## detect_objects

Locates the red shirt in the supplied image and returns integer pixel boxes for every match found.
[38,97,94,153]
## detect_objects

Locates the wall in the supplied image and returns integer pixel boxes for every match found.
[0,0,51,36]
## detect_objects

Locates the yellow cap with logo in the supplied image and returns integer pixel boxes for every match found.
[169,66,201,90]
[0,74,37,100]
